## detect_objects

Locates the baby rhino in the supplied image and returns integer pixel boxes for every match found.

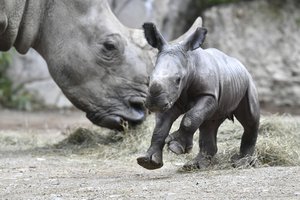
[137,23,260,170]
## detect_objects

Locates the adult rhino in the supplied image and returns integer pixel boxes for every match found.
[0,0,202,130]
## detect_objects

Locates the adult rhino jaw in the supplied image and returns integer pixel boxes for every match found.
[86,98,146,131]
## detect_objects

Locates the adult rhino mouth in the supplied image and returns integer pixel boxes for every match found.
[87,111,145,131]
[86,102,146,131]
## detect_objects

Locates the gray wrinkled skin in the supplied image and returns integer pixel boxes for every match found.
[0,0,155,130]
[137,23,260,170]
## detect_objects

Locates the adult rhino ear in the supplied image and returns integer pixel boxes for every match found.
[181,27,207,51]
[143,23,167,51]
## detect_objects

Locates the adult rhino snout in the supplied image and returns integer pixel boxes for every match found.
[86,97,146,131]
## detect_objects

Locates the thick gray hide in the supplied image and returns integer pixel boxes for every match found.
[137,23,260,170]
[0,0,155,130]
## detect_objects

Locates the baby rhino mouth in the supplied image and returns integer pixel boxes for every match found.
[145,94,172,112]
[146,81,176,112]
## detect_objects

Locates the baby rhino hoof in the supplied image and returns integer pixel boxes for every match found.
[231,154,257,168]
[168,141,188,155]
[165,134,193,155]
[137,152,163,170]
[182,155,212,171]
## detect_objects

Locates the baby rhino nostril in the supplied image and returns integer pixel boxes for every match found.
[149,82,163,97]
[163,102,170,110]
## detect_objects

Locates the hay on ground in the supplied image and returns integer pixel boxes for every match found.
[57,114,300,169]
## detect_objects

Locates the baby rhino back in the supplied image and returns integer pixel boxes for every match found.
[205,48,251,115]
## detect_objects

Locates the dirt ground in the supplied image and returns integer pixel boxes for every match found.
[0,110,300,200]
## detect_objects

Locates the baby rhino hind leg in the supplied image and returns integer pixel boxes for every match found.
[232,83,260,167]
[165,96,219,155]
[183,119,225,170]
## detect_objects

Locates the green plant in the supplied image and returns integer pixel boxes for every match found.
[0,52,13,107]
[0,51,38,110]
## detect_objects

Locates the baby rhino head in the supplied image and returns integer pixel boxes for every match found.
[143,23,207,112]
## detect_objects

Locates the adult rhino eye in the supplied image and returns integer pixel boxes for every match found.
[103,42,116,51]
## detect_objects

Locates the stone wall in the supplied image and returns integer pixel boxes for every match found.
[107,0,192,40]
[203,0,300,113]
[7,49,72,108]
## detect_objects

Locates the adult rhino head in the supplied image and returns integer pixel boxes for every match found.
[0,0,203,130]
[0,0,153,130]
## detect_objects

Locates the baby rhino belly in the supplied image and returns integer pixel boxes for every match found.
[205,48,250,119]
[217,69,249,117]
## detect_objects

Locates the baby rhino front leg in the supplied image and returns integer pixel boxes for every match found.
[137,108,181,170]
[137,145,164,170]
[165,96,218,155]
[165,117,194,155]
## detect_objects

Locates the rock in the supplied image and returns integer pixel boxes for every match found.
[108,0,192,40]
[7,49,72,108]
[203,0,300,112]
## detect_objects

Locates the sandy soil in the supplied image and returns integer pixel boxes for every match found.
[0,110,300,200]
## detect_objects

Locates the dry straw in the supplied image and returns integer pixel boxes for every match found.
[57,114,300,170]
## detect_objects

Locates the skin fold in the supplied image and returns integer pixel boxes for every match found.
[137,23,260,170]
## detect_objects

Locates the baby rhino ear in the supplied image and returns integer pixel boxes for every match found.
[143,23,167,51]
[181,27,207,51]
